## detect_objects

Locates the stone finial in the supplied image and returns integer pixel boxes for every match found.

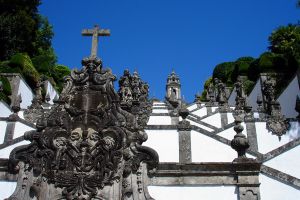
[296,96,300,119]
[231,115,250,161]
[177,104,191,131]
[244,103,253,122]
[11,94,22,114]
[194,93,202,105]
[8,94,22,121]
[45,93,51,103]
[256,95,263,112]
[234,77,246,114]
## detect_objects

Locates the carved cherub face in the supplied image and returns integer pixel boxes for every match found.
[70,128,83,141]
[53,137,67,148]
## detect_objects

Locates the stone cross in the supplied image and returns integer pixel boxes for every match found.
[82,25,110,58]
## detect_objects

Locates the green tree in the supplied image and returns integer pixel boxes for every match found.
[0,0,41,60]
[52,65,71,92]
[231,57,255,82]
[269,24,300,57]
[212,62,235,85]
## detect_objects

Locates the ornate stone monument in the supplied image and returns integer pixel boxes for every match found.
[7,25,158,200]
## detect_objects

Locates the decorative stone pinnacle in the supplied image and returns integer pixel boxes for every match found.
[45,93,51,103]
[231,115,250,161]
[8,94,22,121]
[177,104,191,131]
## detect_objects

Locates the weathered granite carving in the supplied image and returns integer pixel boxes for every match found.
[231,115,250,162]
[8,56,158,200]
[23,80,45,124]
[234,77,246,115]
[118,70,152,129]
[215,78,230,112]
[262,75,289,139]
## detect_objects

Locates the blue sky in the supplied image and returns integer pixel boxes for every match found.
[39,0,299,102]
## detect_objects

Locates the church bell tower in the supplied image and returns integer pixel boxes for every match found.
[166,70,181,100]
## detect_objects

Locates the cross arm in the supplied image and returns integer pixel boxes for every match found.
[81,29,111,36]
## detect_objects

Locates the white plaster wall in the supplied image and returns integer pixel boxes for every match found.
[227,112,235,124]
[187,104,198,111]
[152,109,169,114]
[264,145,300,179]
[256,122,300,154]
[18,78,34,109]
[211,107,218,112]
[46,81,59,104]
[228,89,236,106]
[201,113,222,128]
[0,140,30,158]
[148,186,237,200]
[147,116,172,125]
[144,130,179,162]
[247,79,261,111]
[191,130,236,162]
[253,112,260,119]
[277,76,300,118]
[17,110,24,119]
[0,121,7,144]
[0,101,12,117]
[218,124,241,141]
[187,119,214,132]
[153,101,165,106]
[13,122,35,139]
[260,174,300,200]
[0,181,17,199]
[191,107,207,118]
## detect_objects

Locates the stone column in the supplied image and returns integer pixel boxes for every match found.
[177,106,192,163]
[206,106,212,115]
[244,105,258,152]
[220,111,228,128]
[170,111,179,125]
[178,125,192,163]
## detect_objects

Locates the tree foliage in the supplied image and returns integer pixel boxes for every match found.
[212,62,235,85]
[269,24,300,58]
[0,0,70,102]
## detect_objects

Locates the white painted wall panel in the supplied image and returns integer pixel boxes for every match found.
[153,102,165,106]
[152,109,169,114]
[256,122,300,154]
[211,107,218,112]
[144,130,179,162]
[227,112,235,124]
[148,186,237,200]
[187,104,198,111]
[0,101,11,117]
[191,131,236,162]
[277,76,300,118]
[13,122,35,139]
[265,145,300,179]
[201,113,221,128]
[0,181,17,199]
[0,121,7,144]
[192,107,207,118]
[260,174,300,200]
[46,81,59,104]
[228,89,236,106]
[0,140,30,158]
[187,119,214,132]
[18,78,34,109]
[147,116,172,125]
[17,110,24,119]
